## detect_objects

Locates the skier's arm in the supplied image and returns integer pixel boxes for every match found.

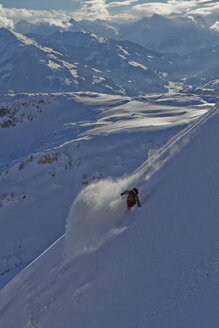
[136,195,141,207]
[120,190,129,196]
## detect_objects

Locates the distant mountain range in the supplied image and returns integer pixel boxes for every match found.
[0,28,184,95]
[0,14,218,96]
[118,15,219,55]
[15,15,219,55]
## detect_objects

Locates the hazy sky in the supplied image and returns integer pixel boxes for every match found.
[0,0,218,29]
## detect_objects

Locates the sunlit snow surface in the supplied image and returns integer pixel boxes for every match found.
[0,92,215,278]
[0,93,218,328]
[0,91,218,328]
[74,92,211,135]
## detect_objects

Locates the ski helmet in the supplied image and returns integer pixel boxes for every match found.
[132,188,138,195]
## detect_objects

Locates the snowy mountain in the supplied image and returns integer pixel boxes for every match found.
[10,16,219,96]
[0,90,218,327]
[36,30,187,93]
[117,14,219,55]
[78,14,219,55]
[68,18,91,33]
[15,18,89,36]
[15,14,219,57]
[0,28,185,96]
[0,28,82,94]
[79,18,119,39]
[14,19,37,35]
[0,91,215,284]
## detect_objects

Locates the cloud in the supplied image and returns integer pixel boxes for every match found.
[186,1,219,18]
[76,0,110,20]
[107,0,138,8]
[109,12,138,23]
[74,0,139,21]
[132,1,197,18]
[198,0,218,3]
[0,15,14,29]
[132,0,219,19]
[0,4,14,28]
[0,0,219,28]
[0,3,74,28]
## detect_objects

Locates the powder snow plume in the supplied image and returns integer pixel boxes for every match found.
[64,178,129,259]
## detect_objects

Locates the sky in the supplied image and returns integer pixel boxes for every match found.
[0,0,219,29]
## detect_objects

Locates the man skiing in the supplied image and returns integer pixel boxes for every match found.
[120,188,141,212]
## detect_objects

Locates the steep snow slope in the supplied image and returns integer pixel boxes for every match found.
[0,92,213,286]
[0,103,218,328]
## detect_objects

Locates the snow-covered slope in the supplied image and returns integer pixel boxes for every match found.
[0,98,218,327]
[0,91,214,286]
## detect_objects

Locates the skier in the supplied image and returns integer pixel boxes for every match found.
[120,188,141,212]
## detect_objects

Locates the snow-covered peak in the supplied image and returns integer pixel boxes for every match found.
[68,18,91,33]
[144,14,171,26]
[14,19,36,35]
[0,28,53,52]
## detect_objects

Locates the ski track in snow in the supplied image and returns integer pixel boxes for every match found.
[130,105,218,184]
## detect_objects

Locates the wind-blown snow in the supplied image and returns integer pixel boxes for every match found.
[64,179,125,258]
